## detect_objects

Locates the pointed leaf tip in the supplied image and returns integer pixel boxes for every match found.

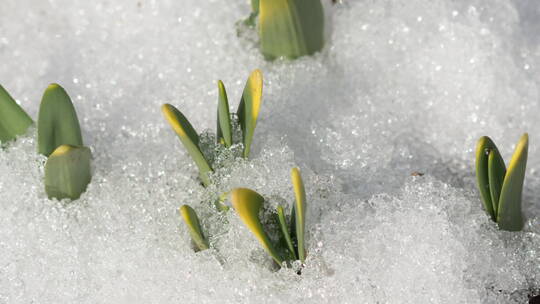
[487,149,506,216]
[277,205,297,260]
[161,104,200,145]
[47,83,61,90]
[231,188,283,265]
[0,84,33,143]
[237,69,263,158]
[180,205,209,251]
[44,144,91,200]
[38,84,83,156]
[475,136,499,221]
[291,167,307,262]
[497,133,528,231]
[161,103,213,186]
[216,80,232,147]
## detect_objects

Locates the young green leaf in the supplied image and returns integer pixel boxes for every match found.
[179,205,209,251]
[277,205,297,260]
[487,150,506,216]
[259,0,325,60]
[289,202,297,254]
[237,69,263,158]
[44,144,92,200]
[230,188,283,265]
[38,84,83,157]
[161,104,213,186]
[216,80,232,147]
[291,167,306,262]
[475,136,501,221]
[0,84,33,143]
[497,133,528,231]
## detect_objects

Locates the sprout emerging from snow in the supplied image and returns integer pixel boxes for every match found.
[475,133,528,231]
[246,0,325,60]
[164,70,265,253]
[179,205,210,252]
[39,84,92,200]
[161,69,263,187]
[231,168,308,267]
[0,82,92,201]
[0,84,33,144]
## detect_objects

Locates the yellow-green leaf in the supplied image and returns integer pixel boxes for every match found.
[259,0,324,60]
[216,80,232,147]
[231,188,283,265]
[487,149,506,216]
[38,84,83,157]
[179,205,209,251]
[237,69,263,158]
[497,133,528,231]
[475,136,500,221]
[44,144,92,200]
[277,205,297,260]
[0,84,33,143]
[161,103,213,186]
[291,167,306,262]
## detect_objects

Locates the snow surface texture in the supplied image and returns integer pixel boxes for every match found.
[1,0,540,303]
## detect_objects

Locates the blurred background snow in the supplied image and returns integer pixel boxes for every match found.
[1,0,540,303]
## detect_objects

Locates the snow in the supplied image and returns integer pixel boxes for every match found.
[1,0,540,303]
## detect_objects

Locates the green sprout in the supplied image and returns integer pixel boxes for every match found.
[0,84,33,143]
[231,167,308,267]
[167,70,263,252]
[161,104,213,186]
[161,69,263,187]
[38,84,84,157]
[232,187,283,264]
[38,84,92,200]
[44,145,92,200]
[475,133,528,231]
[248,0,325,60]
[178,193,231,252]
[179,205,210,251]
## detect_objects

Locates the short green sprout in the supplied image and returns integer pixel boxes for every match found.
[38,84,84,157]
[161,69,263,186]
[475,133,528,231]
[0,84,33,143]
[180,205,210,251]
[44,145,92,200]
[38,84,92,200]
[231,167,308,267]
[249,0,325,60]
[231,187,284,264]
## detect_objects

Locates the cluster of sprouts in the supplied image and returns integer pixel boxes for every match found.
[1,84,91,200]
[0,1,533,274]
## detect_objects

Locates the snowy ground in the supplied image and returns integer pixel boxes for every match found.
[1,0,540,303]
